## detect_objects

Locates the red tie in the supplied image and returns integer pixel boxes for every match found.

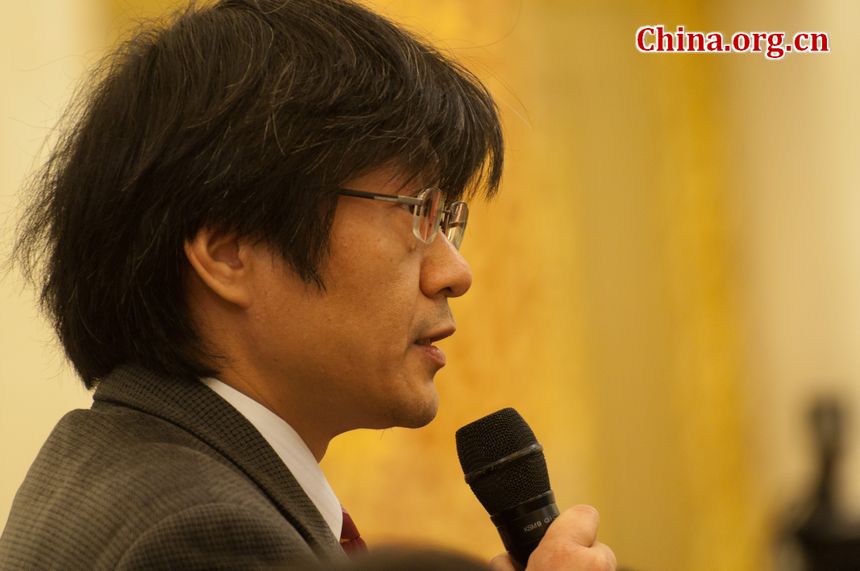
[339,507,368,554]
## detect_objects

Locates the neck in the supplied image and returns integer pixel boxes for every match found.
[215,370,332,462]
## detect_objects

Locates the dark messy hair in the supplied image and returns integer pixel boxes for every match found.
[14,0,503,388]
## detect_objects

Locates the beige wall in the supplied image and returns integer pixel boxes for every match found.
[725,0,860,522]
[1,0,105,530]
[2,1,857,570]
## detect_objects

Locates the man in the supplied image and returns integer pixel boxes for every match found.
[2,0,615,569]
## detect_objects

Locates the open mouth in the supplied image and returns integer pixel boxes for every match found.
[412,327,455,367]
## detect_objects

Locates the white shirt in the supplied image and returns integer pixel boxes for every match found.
[200,377,343,538]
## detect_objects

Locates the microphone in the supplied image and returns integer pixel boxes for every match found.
[455,408,559,570]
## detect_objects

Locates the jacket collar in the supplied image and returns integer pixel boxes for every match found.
[92,364,345,561]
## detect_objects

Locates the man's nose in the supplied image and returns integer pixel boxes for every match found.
[420,233,473,299]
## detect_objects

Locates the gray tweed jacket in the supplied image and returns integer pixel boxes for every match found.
[0,365,348,570]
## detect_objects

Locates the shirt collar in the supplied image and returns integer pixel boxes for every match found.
[199,377,343,538]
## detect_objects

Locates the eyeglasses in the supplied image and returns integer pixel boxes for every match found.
[336,187,469,249]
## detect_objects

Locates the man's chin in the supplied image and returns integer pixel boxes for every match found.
[398,407,438,429]
[385,390,440,429]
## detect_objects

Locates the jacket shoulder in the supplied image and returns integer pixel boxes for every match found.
[0,405,315,568]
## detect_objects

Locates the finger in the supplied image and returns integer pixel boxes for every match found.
[489,553,517,571]
[591,542,618,570]
[545,504,600,548]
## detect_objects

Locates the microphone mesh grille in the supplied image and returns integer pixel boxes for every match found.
[455,408,551,515]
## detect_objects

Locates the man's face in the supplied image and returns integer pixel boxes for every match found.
[241,165,473,438]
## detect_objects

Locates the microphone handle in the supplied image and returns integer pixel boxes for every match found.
[490,491,560,569]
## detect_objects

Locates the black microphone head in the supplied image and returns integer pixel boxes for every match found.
[455,408,551,515]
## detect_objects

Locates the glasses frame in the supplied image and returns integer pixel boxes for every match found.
[336,187,469,249]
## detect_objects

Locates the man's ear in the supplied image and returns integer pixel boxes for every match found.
[184,228,253,308]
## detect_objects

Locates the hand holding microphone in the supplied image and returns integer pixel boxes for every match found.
[456,408,616,571]
[488,505,616,571]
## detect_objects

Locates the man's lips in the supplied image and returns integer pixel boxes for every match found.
[413,326,455,367]
[414,326,456,346]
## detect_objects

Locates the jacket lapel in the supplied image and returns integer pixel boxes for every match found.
[93,364,345,560]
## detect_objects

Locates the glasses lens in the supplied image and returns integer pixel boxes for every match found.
[444,201,468,249]
[415,188,443,242]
